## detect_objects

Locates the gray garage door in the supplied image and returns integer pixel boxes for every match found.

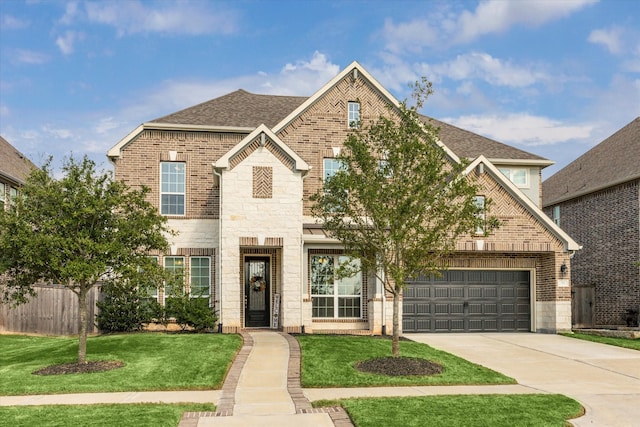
[403,270,531,333]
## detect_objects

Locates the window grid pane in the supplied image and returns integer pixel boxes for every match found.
[164,256,184,297]
[161,162,185,215]
[348,102,360,128]
[311,254,362,319]
[190,257,210,297]
[312,296,334,318]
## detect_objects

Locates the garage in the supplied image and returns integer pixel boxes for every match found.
[402,270,531,333]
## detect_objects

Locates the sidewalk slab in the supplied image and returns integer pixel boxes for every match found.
[196,413,334,427]
[0,390,219,406]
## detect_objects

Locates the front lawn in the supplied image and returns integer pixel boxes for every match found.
[0,333,241,395]
[298,335,514,387]
[0,403,214,427]
[315,394,583,427]
[562,332,640,351]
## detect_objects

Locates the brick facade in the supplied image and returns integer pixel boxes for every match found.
[110,63,577,333]
[544,180,640,326]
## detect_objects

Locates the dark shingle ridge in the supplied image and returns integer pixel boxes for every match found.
[542,116,640,206]
[149,89,307,129]
[149,89,548,162]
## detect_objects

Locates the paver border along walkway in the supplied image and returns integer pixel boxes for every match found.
[179,331,353,427]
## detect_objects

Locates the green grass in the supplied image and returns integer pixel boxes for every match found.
[298,335,515,387]
[561,332,640,350]
[0,333,241,395]
[0,403,214,427]
[315,394,583,427]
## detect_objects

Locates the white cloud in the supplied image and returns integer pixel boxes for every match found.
[428,52,547,87]
[13,49,50,65]
[56,30,83,55]
[588,27,623,55]
[381,0,597,51]
[43,125,73,139]
[58,1,79,25]
[443,113,594,146]
[84,0,238,36]
[455,0,597,44]
[1,14,29,29]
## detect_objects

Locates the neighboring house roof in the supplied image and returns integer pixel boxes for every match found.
[543,117,640,206]
[0,135,36,185]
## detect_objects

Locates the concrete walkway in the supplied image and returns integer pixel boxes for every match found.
[3,331,639,426]
[409,333,640,427]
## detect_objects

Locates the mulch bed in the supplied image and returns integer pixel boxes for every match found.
[33,360,125,376]
[355,357,443,376]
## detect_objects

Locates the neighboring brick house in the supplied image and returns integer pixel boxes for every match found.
[108,62,579,334]
[543,117,640,328]
[0,135,36,210]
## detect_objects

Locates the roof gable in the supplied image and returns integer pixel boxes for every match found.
[464,156,580,251]
[215,124,310,173]
[543,117,640,206]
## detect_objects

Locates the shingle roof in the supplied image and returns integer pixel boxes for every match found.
[150,89,307,129]
[149,89,548,163]
[421,116,549,162]
[542,117,640,206]
[0,136,36,185]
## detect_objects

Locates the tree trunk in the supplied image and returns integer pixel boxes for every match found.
[77,287,89,364]
[392,290,400,358]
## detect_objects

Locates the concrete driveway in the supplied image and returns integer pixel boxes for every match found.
[408,333,640,427]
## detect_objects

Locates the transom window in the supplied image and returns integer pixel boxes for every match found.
[161,162,185,215]
[348,101,360,129]
[310,255,362,318]
[190,257,211,300]
[498,167,528,188]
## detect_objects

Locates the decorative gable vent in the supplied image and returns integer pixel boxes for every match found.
[253,166,273,199]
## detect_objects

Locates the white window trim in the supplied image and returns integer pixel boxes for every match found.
[498,167,529,188]
[160,162,186,216]
[310,254,363,319]
[348,101,360,129]
[473,195,486,235]
[190,256,211,299]
[552,205,561,226]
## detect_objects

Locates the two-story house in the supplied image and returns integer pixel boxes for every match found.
[108,62,579,334]
[543,117,639,328]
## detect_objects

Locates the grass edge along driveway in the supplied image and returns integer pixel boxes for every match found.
[0,333,242,396]
[314,394,583,427]
[297,334,515,387]
[561,332,640,351]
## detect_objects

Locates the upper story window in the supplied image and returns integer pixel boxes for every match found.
[473,195,486,235]
[498,167,529,188]
[552,205,560,226]
[161,162,185,215]
[348,101,360,129]
[323,158,344,183]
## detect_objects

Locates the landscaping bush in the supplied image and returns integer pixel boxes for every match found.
[165,289,218,332]
[96,281,160,333]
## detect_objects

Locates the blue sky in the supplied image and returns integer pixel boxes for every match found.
[1,0,638,178]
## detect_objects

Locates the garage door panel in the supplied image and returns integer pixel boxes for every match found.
[403,270,531,333]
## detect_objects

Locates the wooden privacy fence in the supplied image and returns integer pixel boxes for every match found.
[0,283,101,335]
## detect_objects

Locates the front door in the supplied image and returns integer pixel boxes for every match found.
[245,257,270,327]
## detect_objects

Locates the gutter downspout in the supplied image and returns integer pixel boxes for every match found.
[300,168,310,333]
[213,166,223,333]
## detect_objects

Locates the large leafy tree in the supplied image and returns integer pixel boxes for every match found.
[0,156,172,363]
[312,80,495,357]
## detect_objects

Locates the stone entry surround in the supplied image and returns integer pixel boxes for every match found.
[179,331,353,426]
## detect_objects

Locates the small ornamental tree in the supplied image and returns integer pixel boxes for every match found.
[311,79,497,357]
[0,156,172,364]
